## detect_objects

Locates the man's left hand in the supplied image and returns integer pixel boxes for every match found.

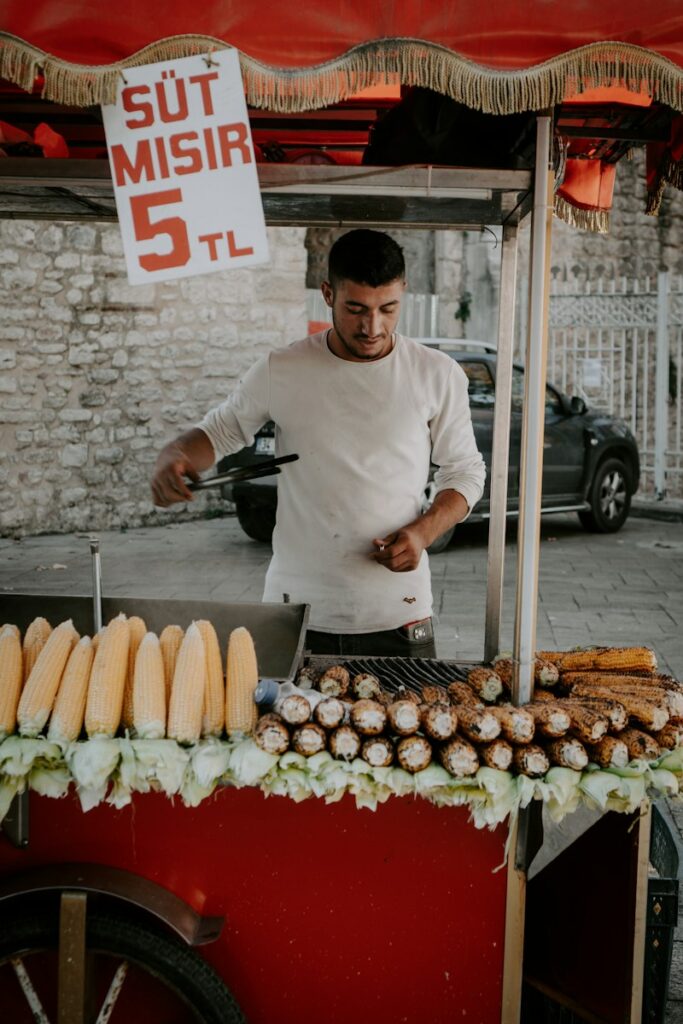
[371,524,427,573]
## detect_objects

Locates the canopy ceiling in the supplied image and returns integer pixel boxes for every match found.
[1,1,683,231]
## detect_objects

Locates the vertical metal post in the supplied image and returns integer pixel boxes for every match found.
[655,269,670,498]
[58,891,88,1024]
[484,224,519,663]
[512,116,553,706]
[90,539,102,634]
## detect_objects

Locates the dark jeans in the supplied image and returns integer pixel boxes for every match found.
[306,618,436,659]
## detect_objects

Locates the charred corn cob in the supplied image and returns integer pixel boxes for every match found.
[292,722,327,757]
[296,664,320,688]
[447,681,481,706]
[330,725,361,761]
[314,697,346,730]
[559,695,627,732]
[254,713,290,755]
[318,665,350,698]
[586,736,629,768]
[84,614,130,738]
[456,704,501,742]
[653,722,683,751]
[569,683,669,732]
[489,704,535,744]
[351,699,387,736]
[159,624,184,702]
[544,737,589,771]
[352,673,382,701]
[387,700,421,736]
[132,632,167,739]
[556,646,657,674]
[620,727,661,762]
[492,658,514,687]
[18,619,78,737]
[397,735,433,773]
[361,736,394,768]
[196,620,225,737]
[22,616,52,682]
[535,659,560,687]
[279,693,312,725]
[47,636,94,743]
[563,672,664,691]
[479,739,514,771]
[420,683,449,705]
[0,625,23,739]
[512,744,550,778]
[168,622,206,744]
[395,686,421,705]
[121,615,147,730]
[565,705,609,745]
[467,667,503,703]
[225,626,258,736]
[420,702,458,741]
[439,737,479,777]
[527,703,571,737]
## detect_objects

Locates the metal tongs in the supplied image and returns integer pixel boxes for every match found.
[187,453,299,491]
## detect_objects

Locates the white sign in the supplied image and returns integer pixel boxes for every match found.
[101,51,269,285]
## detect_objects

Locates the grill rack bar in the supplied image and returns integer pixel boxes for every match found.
[307,656,473,697]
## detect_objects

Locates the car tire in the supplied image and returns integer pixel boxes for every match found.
[578,456,632,533]
[235,500,275,543]
[427,526,455,554]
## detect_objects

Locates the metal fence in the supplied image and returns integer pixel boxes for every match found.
[548,273,683,499]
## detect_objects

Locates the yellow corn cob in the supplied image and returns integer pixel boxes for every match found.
[586,736,629,768]
[467,667,503,703]
[84,613,130,738]
[167,622,206,744]
[160,624,184,703]
[120,615,147,730]
[133,632,167,739]
[91,628,105,653]
[556,647,657,674]
[47,636,94,743]
[22,617,52,682]
[225,626,259,736]
[1,623,20,640]
[0,625,23,738]
[17,619,78,736]
[196,620,225,737]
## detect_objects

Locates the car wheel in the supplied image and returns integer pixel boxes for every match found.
[578,457,632,533]
[235,501,275,543]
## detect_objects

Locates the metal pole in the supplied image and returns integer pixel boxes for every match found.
[484,224,519,663]
[90,539,103,633]
[512,116,553,705]
[655,269,670,498]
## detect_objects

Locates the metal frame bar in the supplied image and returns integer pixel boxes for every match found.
[655,269,670,497]
[58,891,88,1024]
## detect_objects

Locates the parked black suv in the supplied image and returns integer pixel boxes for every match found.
[216,348,640,551]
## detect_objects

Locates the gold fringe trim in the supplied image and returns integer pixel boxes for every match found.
[554,194,610,233]
[1,32,682,114]
[646,151,683,215]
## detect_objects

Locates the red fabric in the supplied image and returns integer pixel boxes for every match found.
[4,0,683,70]
[557,159,617,213]
[33,122,69,158]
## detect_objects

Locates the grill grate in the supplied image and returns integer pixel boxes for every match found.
[308,656,472,698]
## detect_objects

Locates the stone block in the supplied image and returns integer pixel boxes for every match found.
[106,279,156,307]
[4,223,36,247]
[66,289,83,304]
[95,446,124,465]
[60,487,88,506]
[59,408,93,423]
[68,344,98,366]
[66,225,97,252]
[0,249,19,265]
[101,229,124,256]
[78,312,101,326]
[0,376,17,393]
[79,388,107,407]
[86,428,106,444]
[14,430,32,448]
[82,467,107,485]
[102,410,122,425]
[37,225,64,253]
[2,268,38,290]
[36,343,67,355]
[61,444,88,468]
[88,368,119,385]
[55,252,81,270]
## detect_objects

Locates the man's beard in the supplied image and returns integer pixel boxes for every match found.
[332,313,391,361]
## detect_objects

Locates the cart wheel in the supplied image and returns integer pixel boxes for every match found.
[0,907,245,1024]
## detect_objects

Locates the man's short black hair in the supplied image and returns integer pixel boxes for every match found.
[328,229,405,288]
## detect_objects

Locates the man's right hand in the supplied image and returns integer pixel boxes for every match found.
[151,428,216,507]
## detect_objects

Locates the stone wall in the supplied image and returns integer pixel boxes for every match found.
[0,224,307,538]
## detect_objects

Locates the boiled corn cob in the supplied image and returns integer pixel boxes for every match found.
[17,619,78,736]
[396,735,433,773]
[1,624,20,640]
[585,736,629,768]
[22,616,52,682]
[133,632,167,739]
[159,624,184,702]
[544,737,589,771]
[479,739,514,771]
[512,744,550,778]
[439,737,479,777]
[489,704,535,744]
[527,702,571,737]
[121,615,147,730]
[0,625,23,739]
[167,622,206,744]
[456,704,501,742]
[47,636,94,743]
[619,727,661,762]
[196,620,225,737]
[225,626,258,736]
[467,667,503,703]
[91,628,105,653]
[84,613,130,738]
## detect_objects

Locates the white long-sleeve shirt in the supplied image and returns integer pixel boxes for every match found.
[198,332,485,632]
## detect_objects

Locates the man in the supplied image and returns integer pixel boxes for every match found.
[152,229,485,657]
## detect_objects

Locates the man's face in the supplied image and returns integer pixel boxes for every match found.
[321,277,405,362]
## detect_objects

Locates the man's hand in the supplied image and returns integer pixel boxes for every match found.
[372,523,428,573]
[151,428,215,507]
